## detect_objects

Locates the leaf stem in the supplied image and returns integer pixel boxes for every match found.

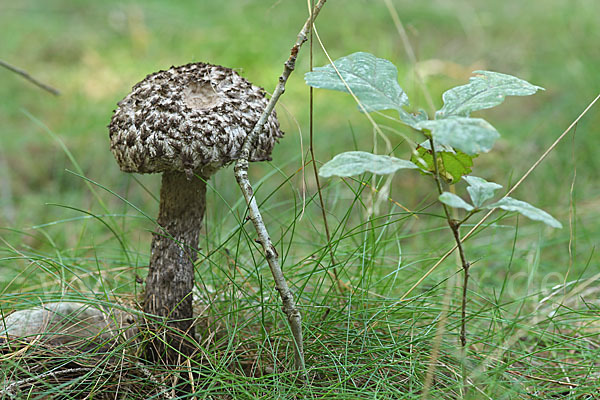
[456,209,478,226]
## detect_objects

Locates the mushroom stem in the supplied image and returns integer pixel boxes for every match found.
[143,170,206,360]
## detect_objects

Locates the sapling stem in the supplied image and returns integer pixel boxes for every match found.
[428,137,471,392]
[234,0,328,373]
[428,139,449,203]
[449,221,470,346]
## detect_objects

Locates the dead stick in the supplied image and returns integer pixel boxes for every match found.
[0,59,60,96]
[2,368,92,397]
[233,0,327,373]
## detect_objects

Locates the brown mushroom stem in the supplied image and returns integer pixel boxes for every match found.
[143,170,206,360]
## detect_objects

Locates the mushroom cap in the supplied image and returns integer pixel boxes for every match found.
[108,62,284,175]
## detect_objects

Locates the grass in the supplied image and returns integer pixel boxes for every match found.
[1,0,599,398]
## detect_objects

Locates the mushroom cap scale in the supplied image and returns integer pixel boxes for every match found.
[109,62,283,176]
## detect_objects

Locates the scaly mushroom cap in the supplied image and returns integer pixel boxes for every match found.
[108,62,284,176]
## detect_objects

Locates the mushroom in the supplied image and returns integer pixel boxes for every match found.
[108,62,283,358]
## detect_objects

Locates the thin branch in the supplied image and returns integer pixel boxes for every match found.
[307,0,342,293]
[2,368,93,398]
[233,0,328,373]
[0,59,60,96]
[134,361,175,399]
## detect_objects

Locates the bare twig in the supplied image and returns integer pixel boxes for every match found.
[0,59,60,96]
[233,0,328,372]
[135,361,175,400]
[2,367,93,398]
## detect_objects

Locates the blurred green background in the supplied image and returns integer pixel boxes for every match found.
[1,0,598,285]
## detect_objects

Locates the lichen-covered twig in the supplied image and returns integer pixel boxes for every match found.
[234,0,327,372]
[0,59,60,96]
[2,368,92,398]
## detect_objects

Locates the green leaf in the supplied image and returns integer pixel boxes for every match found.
[485,197,562,228]
[464,176,503,207]
[319,151,418,178]
[398,109,429,128]
[439,151,475,184]
[415,117,500,155]
[439,192,474,211]
[436,71,544,118]
[305,52,409,112]
[410,145,474,184]
[418,140,455,153]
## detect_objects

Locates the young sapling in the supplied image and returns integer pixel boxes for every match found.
[306,51,561,385]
